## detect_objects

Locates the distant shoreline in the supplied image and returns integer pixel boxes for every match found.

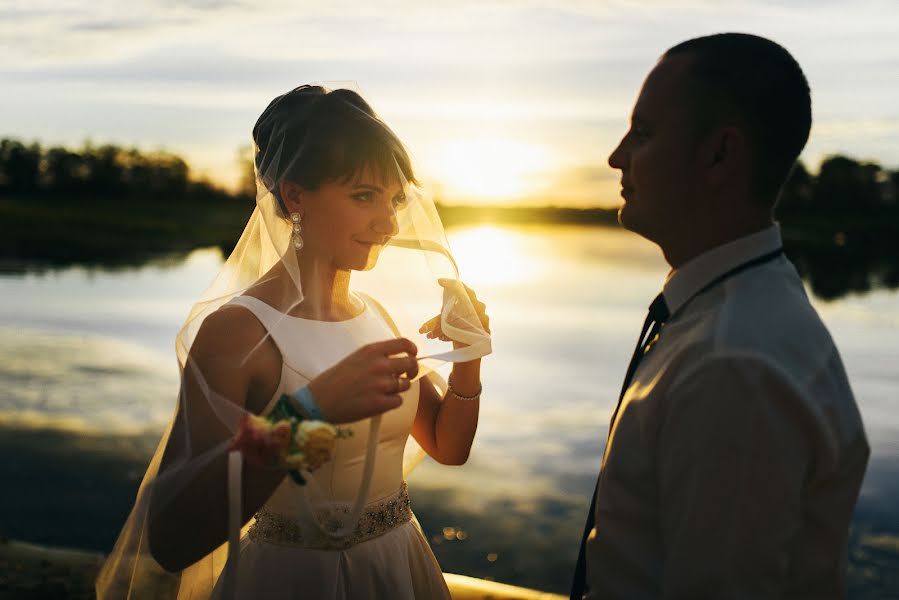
[3,184,899,301]
[436,203,621,228]
[0,194,623,271]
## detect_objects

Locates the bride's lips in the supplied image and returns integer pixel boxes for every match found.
[355,239,387,248]
[621,186,634,200]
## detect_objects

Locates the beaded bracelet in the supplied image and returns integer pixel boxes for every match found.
[447,375,482,402]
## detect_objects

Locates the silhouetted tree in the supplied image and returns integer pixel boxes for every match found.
[82,144,126,196]
[886,169,898,207]
[815,155,884,218]
[0,139,41,193]
[118,148,189,198]
[42,146,90,193]
[236,145,257,200]
[777,161,813,217]
[0,138,198,199]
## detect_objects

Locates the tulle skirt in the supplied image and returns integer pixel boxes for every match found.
[205,516,450,600]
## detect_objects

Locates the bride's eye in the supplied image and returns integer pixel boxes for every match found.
[352,192,374,202]
[392,194,408,209]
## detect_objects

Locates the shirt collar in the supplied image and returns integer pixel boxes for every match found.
[662,223,783,316]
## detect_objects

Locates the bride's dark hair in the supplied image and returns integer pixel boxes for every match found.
[252,85,418,213]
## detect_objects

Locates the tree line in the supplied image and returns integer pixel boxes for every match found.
[779,156,899,223]
[0,138,244,202]
[1,137,896,219]
[0,138,251,270]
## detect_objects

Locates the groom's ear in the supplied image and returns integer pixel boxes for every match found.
[705,126,747,187]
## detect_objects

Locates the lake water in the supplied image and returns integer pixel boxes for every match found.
[2,224,897,596]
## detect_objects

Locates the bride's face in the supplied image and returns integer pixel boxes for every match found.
[298,168,405,271]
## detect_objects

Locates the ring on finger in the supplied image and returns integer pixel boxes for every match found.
[395,375,403,394]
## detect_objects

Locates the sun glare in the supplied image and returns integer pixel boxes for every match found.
[429,138,552,202]
[447,225,537,287]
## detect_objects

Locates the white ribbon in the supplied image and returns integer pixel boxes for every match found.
[222,450,243,600]
[389,237,492,363]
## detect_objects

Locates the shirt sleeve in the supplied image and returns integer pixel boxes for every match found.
[657,354,815,599]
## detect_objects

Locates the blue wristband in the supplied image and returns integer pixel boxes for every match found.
[290,385,325,421]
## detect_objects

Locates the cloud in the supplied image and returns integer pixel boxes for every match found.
[556,164,619,185]
[537,164,622,207]
[65,18,162,32]
[814,119,899,139]
[158,0,246,9]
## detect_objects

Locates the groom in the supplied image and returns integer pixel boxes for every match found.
[571,34,869,599]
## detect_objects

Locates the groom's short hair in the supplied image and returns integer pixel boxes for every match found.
[665,33,811,205]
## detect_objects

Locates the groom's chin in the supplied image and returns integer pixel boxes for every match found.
[618,203,656,244]
[618,202,638,233]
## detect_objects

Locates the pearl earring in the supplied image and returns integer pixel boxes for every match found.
[290,213,304,250]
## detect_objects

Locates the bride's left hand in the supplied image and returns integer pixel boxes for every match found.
[419,279,491,343]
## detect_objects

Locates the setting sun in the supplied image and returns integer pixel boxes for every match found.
[428,138,553,202]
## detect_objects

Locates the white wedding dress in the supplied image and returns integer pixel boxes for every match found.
[188,294,450,600]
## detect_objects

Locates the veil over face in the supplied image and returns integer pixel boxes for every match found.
[96,84,491,599]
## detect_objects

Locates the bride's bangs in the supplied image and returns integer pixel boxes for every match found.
[326,118,418,189]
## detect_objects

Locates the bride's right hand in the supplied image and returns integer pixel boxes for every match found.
[308,338,418,424]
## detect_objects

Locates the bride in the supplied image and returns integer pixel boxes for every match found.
[96,84,492,599]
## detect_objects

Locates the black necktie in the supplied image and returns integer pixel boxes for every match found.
[568,247,783,600]
[569,292,670,600]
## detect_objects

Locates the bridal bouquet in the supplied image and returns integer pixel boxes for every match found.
[229,394,352,485]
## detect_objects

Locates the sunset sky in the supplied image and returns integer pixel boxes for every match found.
[2,0,897,206]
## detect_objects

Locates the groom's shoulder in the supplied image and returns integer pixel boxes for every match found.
[684,259,839,368]
[668,260,867,466]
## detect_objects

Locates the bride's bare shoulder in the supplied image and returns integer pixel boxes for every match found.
[189,301,271,363]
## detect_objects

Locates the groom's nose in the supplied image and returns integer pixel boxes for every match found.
[608,137,628,170]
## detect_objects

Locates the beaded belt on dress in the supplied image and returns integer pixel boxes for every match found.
[248,482,412,551]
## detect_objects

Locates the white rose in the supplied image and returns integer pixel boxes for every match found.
[292,420,338,471]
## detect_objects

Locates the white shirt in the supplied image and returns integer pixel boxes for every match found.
[585,224,870,599]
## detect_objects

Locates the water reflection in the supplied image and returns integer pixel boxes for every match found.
[447,226,538,286]
[0,327,176,433]
[784,229,899,301]
[4,219,899,303]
